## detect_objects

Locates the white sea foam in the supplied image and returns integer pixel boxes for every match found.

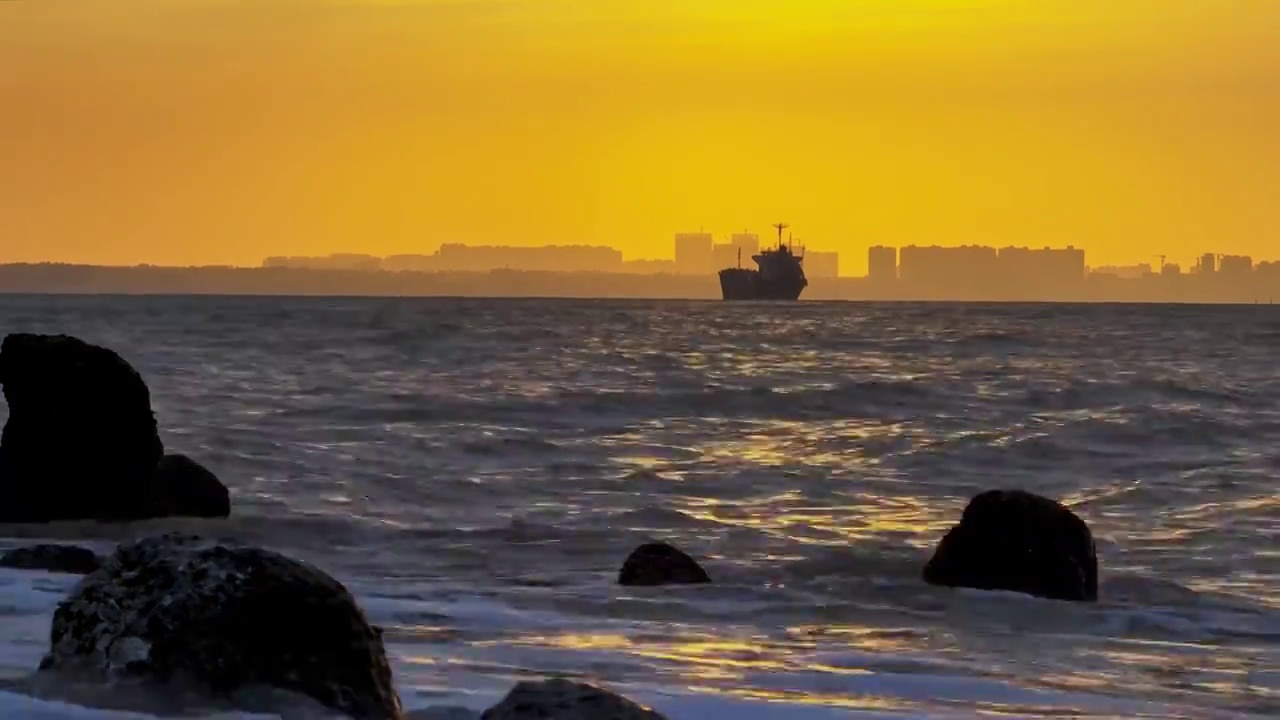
[1,536,1278,720]
[1,558,1248,720]
[0,693,280,720]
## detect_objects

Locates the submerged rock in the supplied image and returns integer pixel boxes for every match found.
[39,533,402,720]
[0,333,230,522]
[923,489,1098,602]
[617,542,711,586]
[481,678,667,720]
[0,544,101,574]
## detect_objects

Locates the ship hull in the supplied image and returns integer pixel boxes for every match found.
[718,269,806,301]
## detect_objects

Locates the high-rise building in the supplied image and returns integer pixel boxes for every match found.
[1197,253,1217,274]
[867,246,897,281]
[674,232,714,275]
[899,245,999,286]
[805,251,839,278]
[996,246,1086,286]
[730,233,760,257]
[1219,255,1253,274]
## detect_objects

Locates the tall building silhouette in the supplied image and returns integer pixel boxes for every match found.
[997,246,1085,286]
[730,233,760,256]
[899,245,999,288]
[805,251,840,278]
[1219,255,1253,275]
[674,232,714,275]
[867,246,897,281]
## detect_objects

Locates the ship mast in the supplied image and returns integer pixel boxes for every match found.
[772,223,789,249]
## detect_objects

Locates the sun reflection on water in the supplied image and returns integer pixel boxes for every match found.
[472,630,922,712]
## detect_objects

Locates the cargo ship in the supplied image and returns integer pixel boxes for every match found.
[718,223,808,301]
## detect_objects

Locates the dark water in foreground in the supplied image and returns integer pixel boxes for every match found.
[0,295,1276,719]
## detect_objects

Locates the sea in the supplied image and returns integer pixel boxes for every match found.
[0,294,1275,719]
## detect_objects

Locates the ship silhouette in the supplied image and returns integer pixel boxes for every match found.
[718,223,809,300]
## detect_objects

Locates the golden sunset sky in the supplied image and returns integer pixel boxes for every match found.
[2,0,1278,273]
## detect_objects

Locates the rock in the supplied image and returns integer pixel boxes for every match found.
[39,533,402,720]
[922,489,1098,602]
[618,542,711,586]
[0,333,229,522]
[0,544,101,574]
[481,678,667,720]
[0,333,162,521]
[151,454,231,519]
[5,669,359,718]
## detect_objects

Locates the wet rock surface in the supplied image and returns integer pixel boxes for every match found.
[923,488,1098,602]
[0,544,101,574]
[481,678,668,720]
[0,333,230,522]
[617,542,711,586]
[39,533,403,719]
[4,670,356,719]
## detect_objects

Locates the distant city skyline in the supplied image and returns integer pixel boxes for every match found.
[6,251,1280,305]
[258,239,1280,283]
[3,230,1277,278]
[7,229,1278,282]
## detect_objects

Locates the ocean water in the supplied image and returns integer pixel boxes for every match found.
[0,294,1276,719]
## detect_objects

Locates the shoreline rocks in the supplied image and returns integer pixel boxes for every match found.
[38,533,403,719]
[481,678,668,720]
[0,333,230,522]
[922,489,1098,602]
[0,544,101,574]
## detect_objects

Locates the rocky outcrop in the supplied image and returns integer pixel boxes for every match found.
[39,533,402,720]
[152,454,231,519]
[481,678,667,720]
[0,333,230,522]
[0,544,101,574]
[617,542,711,586]
[923,489,1098,602]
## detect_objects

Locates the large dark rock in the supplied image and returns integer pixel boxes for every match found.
[152,454,231,519]
[39,533,403,720]
[923,489,1098,602]
[0,544,101,574]
[617,542,710,587]
[481,678,667,720]
[0,333,229,522]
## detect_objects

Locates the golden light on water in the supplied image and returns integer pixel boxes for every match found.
[472,630,921,711]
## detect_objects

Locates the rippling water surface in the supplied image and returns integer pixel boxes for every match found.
[0,295,1277,719]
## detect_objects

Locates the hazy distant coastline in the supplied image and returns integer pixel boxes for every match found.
[2,262,1279,304]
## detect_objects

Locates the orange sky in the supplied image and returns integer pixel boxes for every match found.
[2,0,1278,274]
